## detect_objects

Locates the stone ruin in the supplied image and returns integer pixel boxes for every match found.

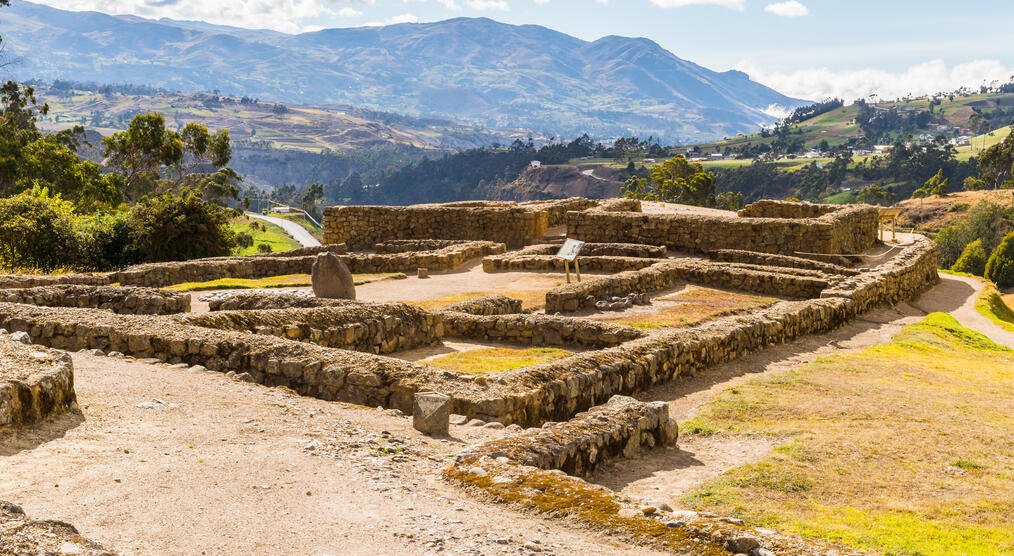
[0,197,936,555]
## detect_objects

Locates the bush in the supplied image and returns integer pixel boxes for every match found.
[935,200,1014,268]
[257,242,272,253]
[0,188,84,271]
[235,231,254,249]
[127,188,236,262]
[951,238,988,276]
[985,232,1014,288]
[79,211,139,270]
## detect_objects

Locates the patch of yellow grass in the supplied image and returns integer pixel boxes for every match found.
[425,347,572,375]
[597,287,778,329]
[164,273,404,292]
[683,313,1014,555]
[973,280,1014,334]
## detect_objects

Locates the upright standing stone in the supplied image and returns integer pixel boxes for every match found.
[311,252,356,300]
[413,392,451,435]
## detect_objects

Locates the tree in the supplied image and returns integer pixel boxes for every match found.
[951,238,988,276]
[977,127,1014,188]
[621,156,716,207]
[857,184,890,206]
[963,176,988,191]
[127,188,236,262]
[985,231,1014,288]
[103,113,238,201]
[913,169,948,198]
[302,182,323,218]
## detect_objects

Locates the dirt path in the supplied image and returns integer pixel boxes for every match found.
[0,353,665,556]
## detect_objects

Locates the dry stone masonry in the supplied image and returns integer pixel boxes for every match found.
[0,285,190,315]
[0,333,76,430]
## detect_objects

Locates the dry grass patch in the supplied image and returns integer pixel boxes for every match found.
[424,347,573,375]
[682,313,1014,555]
[164,273,404,292]
[597,287,778,330]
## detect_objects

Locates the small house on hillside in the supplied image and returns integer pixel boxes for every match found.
[530,160,542,168]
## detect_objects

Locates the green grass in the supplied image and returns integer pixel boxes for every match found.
[229,216,301,256]
[973,280,1014,334]
[425,347,573,375]
[163,273,404,292]
[682,313,1014,556]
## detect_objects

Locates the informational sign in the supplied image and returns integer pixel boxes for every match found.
[556,239,585,261]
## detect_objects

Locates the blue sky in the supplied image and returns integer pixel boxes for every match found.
[29,0,1014,101]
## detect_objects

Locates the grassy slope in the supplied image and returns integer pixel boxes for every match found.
[229,216,301,256]
[682,313,1014,555]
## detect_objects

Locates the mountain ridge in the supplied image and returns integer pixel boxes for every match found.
[0,1,806,142]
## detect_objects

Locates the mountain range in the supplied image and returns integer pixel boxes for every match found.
[0,1,806,142]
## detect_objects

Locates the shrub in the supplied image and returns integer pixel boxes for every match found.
[950,239,988,276]
[0,187,84,271]
[235,231,254,249]
[985,231,1014,288]
[257,242,272,253]
[79,211,139,270]
[963,177,988,191]
[935,200,1014,268]
[127,188,236,263]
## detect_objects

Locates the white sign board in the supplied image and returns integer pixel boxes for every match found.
[556,239,585,262]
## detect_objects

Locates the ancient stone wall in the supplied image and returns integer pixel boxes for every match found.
[456,395,675,476]
[440,312,644,348]
[323,205,549,249]
[737,199,842,219]
[0,335,76,429]
[0,285,190,315]
[374,240,473,253]
[206,292,348,311]
[0,238,939,428]
[179,304,442,355]
[709,249,858,275]
[344,242,505,273]
[545,259,831,313]
[439,295,524,316]
[567,203,879,256]
[483,254,661,274]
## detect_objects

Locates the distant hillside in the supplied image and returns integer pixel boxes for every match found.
[1,1,806,142]
[494,165,624,201]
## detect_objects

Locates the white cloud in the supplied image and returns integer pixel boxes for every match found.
[736,59,1014,102]
[361,12,420,26]
[467,0,509,10]
[27,0,369,33]
[649,0,744,10]
[764,1,807,17]
[338,7,364,17]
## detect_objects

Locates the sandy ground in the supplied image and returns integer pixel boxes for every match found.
[639,201,734,217]
[0,354,666,556]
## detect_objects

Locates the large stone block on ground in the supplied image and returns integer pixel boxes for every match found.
[413,391,450,435]
[311,252,356,300]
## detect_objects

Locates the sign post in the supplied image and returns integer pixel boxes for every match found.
[556,239,585,284]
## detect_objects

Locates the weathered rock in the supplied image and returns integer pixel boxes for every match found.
[311,252,356,300]
[9,331,31,344]
[413,391,450,435]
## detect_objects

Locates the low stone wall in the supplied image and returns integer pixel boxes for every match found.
[521,198,601,226]
[0,335,76,429]
[457,395,676,476]
[709,249,858,276]
[440,295,524,316]
[483,254,661,274]
[567,203,879,256]
[0,238,939,429]
[737,199,842,219]
[252,243,347,258]
[323,205,549,249]
[344,242,505,273]
[595,198,642,212]
[493,243,667,258]
[0,285,190,315]
[545,259,831,313]
[0,273,110,289]
[206,292,348,311]
[374,239,473,253]
[180,304,442,355]
[440,312,645,348]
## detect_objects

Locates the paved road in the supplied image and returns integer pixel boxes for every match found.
[581,168,607,181]
[247,212,321,247]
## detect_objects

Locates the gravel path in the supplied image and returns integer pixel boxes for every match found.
[248,212,321,248]
[0,353,666,555]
